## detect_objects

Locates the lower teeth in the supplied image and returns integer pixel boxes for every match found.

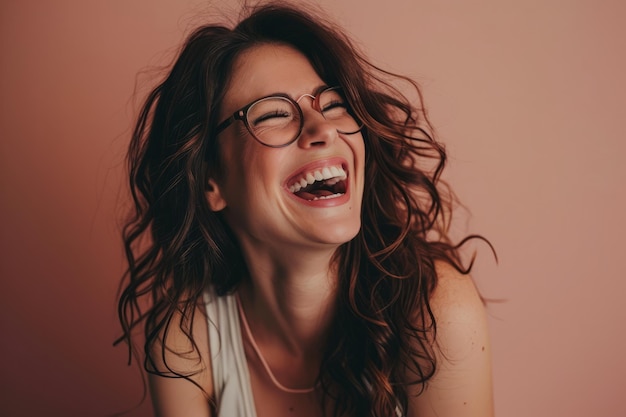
[309,193,343,201]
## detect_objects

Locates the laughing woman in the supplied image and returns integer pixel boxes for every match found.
[116,3,494,417]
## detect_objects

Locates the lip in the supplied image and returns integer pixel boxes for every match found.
[283,157,351,207]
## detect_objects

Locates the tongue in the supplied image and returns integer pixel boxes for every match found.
[295,189,336,200]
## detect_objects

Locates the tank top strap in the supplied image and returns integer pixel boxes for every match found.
[204,290,258,417]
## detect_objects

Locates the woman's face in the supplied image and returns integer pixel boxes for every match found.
[209,43,365,257]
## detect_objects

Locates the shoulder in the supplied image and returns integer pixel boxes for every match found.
[148,295,215,417]
[430,261,487,332]
[407,260,494,417]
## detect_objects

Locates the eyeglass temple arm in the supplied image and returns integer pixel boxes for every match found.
[215,110,245,134]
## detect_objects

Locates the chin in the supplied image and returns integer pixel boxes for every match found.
[313,220,361,246]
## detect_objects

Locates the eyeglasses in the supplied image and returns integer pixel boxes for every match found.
[215,86,362,148]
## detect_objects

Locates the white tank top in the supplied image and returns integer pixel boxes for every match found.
[204,290,257,417]
[204,290,404,417]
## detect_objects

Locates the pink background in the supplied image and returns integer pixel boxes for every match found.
[1,0,624,416]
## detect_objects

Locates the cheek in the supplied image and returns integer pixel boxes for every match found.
[347,134,366,176]
[227,146,284,199]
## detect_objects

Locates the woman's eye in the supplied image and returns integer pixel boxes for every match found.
[321,100,349,118]
[252,110,292,126]
[322,100,347,111]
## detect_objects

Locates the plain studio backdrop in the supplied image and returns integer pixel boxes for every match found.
[1,0,624,416]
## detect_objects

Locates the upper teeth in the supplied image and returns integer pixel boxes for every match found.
[288,165,347,193]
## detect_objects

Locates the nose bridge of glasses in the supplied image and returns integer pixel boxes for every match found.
[296,93,332,127]
[295,93,318,112]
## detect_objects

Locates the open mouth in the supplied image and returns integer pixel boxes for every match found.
[287,165,348,201]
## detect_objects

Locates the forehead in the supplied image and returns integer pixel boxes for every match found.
[221,44,325,113]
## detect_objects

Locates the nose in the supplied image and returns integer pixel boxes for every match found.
[296,94,338,148]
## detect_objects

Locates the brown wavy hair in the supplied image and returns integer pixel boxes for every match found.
[116,2,486,416]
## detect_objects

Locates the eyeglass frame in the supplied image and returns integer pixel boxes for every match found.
[214,86,363,148]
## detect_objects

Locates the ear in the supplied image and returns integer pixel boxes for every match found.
[206,178,227,212]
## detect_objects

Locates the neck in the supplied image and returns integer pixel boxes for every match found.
[237,241,340,357]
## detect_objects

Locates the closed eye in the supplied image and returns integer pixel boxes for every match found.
[322,100,347,111]
[252,110,293,126]
[321,100,349,119]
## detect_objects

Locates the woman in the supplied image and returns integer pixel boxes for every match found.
[116,3,493,417]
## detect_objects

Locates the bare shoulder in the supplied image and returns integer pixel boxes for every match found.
[430,260,486,327]
[407,260,494,417]
[148,297,214,417]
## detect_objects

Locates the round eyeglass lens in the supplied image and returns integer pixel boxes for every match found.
[318,88,361,134]
[247,97,302,147]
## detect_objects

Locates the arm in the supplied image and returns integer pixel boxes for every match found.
[148,304,214,417]
[408,261,494,417]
